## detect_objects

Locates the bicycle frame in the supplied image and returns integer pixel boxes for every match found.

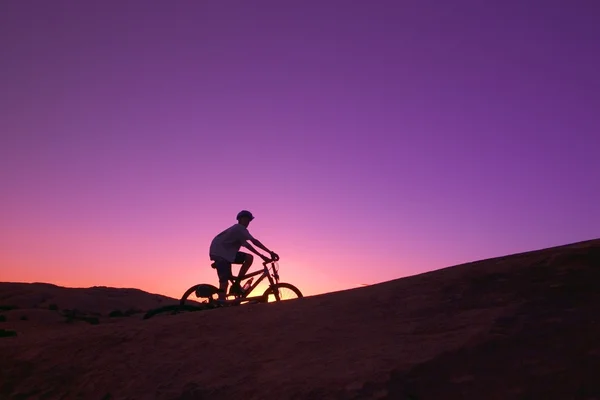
[229,261,279,301]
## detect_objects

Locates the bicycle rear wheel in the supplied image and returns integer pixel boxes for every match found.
[180,284,219,306]
[262,282,303,303]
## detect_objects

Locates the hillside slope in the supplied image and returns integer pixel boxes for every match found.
[1,239,599,399]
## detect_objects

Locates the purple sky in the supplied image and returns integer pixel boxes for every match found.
[1,0,599,298]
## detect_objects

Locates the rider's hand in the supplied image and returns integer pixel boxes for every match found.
[269,251,279,261]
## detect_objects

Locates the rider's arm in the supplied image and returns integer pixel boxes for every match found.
[241,242,269,260]
[237,225,274,258]
[249,238,271,254]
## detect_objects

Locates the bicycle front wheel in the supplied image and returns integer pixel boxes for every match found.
[262,283,303,303]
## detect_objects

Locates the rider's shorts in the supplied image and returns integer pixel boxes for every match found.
[211,252,248,283]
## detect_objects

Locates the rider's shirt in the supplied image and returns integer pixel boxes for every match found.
[209,223,254,262]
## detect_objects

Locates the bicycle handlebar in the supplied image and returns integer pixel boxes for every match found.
[261,252,280,265]
[262,257,279,266]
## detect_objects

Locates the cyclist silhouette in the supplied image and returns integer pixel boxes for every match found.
[209,210,278,301]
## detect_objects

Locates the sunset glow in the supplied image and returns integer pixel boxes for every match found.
[1,1,599,300]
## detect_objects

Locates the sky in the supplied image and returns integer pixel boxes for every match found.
[1,0,599,299]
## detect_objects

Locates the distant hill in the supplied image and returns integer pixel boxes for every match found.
[0,282,181,315]
[1,238,599,399]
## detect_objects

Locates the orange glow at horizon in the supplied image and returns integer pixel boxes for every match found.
[0,246,391,301]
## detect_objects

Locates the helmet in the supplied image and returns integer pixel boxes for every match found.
[236,210,254,221]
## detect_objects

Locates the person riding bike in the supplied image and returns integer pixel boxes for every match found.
[208,210,279,301]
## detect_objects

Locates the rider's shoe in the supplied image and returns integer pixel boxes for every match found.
[229,282,245,296]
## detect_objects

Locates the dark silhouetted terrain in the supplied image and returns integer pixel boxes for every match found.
[1,239,599,399]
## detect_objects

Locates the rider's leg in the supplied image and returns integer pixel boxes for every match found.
[237,253,254,284]
[218,281,228,301]
[214,259,232,301]
[229,252,252,292]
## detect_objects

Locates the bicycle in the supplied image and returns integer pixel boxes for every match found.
[179,257,303,308]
